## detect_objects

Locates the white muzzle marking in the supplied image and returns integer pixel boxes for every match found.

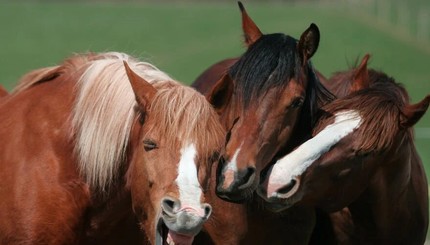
[176,143,205,215]
[266,110,362,198]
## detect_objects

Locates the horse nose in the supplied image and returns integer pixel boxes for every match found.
[161,197,180,217]
[237,167,256,189]
[216,166,256,202]
[274,177,300,198]
[160,198,212,237]
[200,203,212,220]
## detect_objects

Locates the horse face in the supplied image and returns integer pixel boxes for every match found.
[215,80,306,202]
[258,91,430,212]
[124,62,220,245]
[258,110,365,212]
[210,21,320,203]
[129,124,212,245]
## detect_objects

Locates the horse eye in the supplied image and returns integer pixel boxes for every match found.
[143,139,158,151]
[290,97,304,108]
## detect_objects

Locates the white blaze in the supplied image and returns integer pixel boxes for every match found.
[176,143,203,208]
[267,110,362,197]
[226,145,242,172]
[221,143,243,188]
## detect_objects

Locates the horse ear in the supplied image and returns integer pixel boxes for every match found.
[400,95,430,128]
[123,61,157,110]
[0,85,8,97]
[297,23,320,65]
[207,73,234,114]
[350,54,371,92]
[238,1,262,47]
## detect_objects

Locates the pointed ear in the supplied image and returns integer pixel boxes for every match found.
[123,61,157,110]
[0,85,8,97]
[238,1,262,47]
[400,95,430,128]
[206,73,234,115]
[297,23,320,65]
[350,54,371,92]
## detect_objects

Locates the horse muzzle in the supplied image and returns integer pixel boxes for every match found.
[156,196,212,245]
[216,165,257,203]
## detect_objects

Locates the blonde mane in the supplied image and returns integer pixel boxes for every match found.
[147,85,225,157]
[71,52,224,192]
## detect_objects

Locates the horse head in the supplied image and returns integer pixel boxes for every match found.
[123,62,225,245]
[259,63,430,212]
[207,2,326,202]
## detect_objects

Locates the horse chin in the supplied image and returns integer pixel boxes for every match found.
[216,192,249,204]
[156,217,195,245]
[216,179,257,204]
[265,201,294,213]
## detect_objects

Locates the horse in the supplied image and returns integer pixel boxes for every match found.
[191,2,334,244]
[192,58,237,95]
[0,52,226,245]
[259,57,430,244]
[0,85,7,97]
[197,1,334,203]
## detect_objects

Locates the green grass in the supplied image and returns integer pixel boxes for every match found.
[0,2,429,171]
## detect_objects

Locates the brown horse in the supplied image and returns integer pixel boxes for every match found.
[199,1,333,203]
[259,59,430,244]
[191,2,334,244]
[0,86,7,97]
[0,52,225,245]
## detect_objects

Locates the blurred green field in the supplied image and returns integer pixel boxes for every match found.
[0,2,429,182]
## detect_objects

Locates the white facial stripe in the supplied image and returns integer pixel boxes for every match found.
[221,145,242,188]
[226,145,242,172]
[176,143,202,207]
[268,110,362,196]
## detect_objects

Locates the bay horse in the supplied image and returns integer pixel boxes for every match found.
[259,58,430,244]
[191,2,334,244]
[0,52,225,245]
[197,1,334,203]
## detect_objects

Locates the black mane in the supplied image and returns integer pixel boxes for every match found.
[229,33,334,127]
[229,33,298,107]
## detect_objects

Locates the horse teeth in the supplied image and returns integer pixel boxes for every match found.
[166,235,174,245]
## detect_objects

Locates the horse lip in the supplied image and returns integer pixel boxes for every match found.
[155,217,166,245]
[216,192,248,204]
[265,202,292,213]
[162,211,205,237]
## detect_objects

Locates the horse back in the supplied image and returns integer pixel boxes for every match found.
[191,58,237,95]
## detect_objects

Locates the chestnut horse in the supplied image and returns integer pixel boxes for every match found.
[0,85,7,97]
[0,52,225,245]
[260,59,430,244]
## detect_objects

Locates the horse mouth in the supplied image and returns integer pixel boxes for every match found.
[265,201,294,213]
[156,218,195,245]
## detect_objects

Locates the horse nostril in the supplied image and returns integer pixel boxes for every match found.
[238,167,256,187]
[277,179,297,195]
[201,203,212,219]
[161,197,179,215]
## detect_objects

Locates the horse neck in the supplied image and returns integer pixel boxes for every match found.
[347,134,428,243]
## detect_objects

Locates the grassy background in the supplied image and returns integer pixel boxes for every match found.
[1,0,429,201]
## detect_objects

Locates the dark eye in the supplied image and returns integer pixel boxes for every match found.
[143,139,158,151]
[290,97,304,109]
